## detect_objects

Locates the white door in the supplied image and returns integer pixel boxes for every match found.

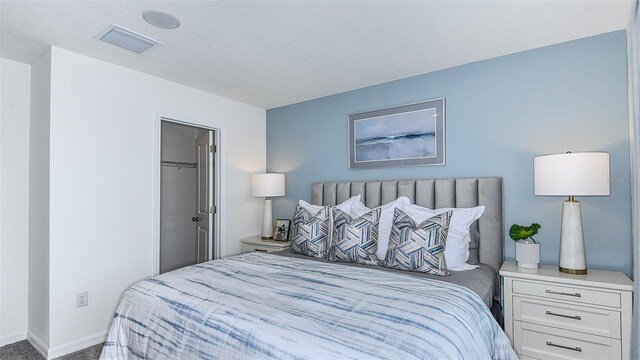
[195,131,214,263]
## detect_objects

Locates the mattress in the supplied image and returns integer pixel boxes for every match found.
[272,249,497,308]
[100,252,516,359]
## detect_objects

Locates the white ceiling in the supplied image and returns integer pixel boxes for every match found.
[0,1,635,109]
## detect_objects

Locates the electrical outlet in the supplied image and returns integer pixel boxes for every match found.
[76,291,88,308]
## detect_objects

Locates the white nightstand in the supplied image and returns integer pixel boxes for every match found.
[500,261,633,360]
[241,238,290,254]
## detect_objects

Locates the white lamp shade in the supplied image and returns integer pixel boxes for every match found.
[251,173,285,197]
[534,152,610,196]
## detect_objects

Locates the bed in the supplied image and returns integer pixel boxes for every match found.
[100,177,516,360]
[307,178,505,308]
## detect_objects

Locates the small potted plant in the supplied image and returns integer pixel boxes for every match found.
[510,223,541,269]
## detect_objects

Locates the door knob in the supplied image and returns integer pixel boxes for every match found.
[192,217,199,222]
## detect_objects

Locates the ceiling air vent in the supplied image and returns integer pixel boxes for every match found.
[95,24,161,54]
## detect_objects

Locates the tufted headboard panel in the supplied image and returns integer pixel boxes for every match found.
[311,177,504,272]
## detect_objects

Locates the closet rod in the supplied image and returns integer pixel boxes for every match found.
[161,160,197,169]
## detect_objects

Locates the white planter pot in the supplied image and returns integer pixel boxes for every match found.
[516,242,540,269]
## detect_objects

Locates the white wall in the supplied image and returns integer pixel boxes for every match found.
[46,47,265,351]
[160,122,198,273]
[28,49,51,351]
[0,58,31,346]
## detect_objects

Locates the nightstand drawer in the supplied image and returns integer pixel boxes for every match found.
[241,244,287,253]
[512,280,621,308]
[514,296,621,339]
[514,321,621,360]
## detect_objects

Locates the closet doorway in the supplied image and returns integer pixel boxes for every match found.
[160,120,218,274]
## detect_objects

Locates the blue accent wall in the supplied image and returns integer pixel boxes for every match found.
[266,31,632,277]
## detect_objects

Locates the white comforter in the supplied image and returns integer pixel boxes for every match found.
[101,252,517,359]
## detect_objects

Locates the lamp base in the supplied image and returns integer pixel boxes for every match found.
[559,200,587,275]
[261,198,273,239]
[559,266,587,275]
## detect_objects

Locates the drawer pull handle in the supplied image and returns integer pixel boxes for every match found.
[545,310,582,320]
[546,341,582,352]
[254,249,268,252]
[545,289,582,297]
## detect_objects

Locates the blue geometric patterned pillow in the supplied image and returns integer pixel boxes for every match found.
[384,208,453,276]
[290,205,330,258]
[328,208,382,265]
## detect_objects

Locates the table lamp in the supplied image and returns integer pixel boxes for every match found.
[533,152,610,274]
[252,173,285,239]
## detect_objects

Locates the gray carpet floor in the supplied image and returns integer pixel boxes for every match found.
[0,341,103,360]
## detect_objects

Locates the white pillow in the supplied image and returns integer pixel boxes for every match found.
[298,194,362,217]
[374,197,412,260]
[399,202,485,271]
[349,197,371,217]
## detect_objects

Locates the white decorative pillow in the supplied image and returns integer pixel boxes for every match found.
[384,208,452,276]
[399,202,485,271]
[328,208,381,265]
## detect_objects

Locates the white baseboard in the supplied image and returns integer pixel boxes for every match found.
[27,330,107,360]
[47,330,108,359]
[27,331,48,359]
[0,331,27,347]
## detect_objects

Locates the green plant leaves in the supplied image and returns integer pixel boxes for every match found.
[509,223,541,242]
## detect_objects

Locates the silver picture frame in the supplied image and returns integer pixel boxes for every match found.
[348,98,445,169]
[273,219,291,241]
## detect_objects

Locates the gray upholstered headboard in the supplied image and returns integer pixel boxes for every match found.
[311,177,504,273]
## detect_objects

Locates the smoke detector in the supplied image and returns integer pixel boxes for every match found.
[95,24,161,54]
[142,10,180,29]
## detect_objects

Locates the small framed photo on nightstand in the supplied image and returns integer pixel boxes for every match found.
[273,219,291,241]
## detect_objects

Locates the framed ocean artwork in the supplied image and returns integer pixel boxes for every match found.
[348,98,445,169]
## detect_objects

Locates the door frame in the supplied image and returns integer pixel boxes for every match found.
[152,111,223,276]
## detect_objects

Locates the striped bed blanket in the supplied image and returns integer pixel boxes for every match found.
[100,253,517,359]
